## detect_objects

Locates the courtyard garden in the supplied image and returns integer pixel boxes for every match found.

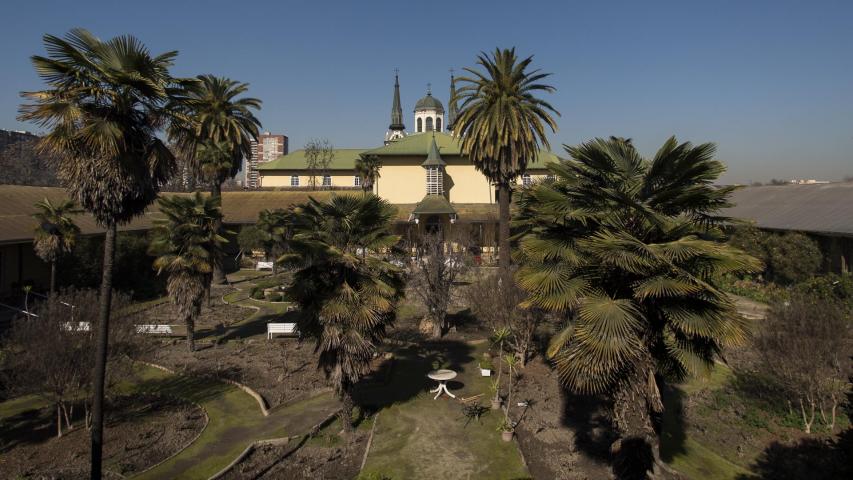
[0,27,850,480]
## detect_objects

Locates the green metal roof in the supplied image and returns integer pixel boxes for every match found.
[412,194,456,215]
[421,135,446,167]
[363,132,563,165]
[414,93,444,112]
[258,148,367,170]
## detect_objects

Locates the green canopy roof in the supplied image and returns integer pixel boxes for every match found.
[363,132,563,166]
[412,194,456,215]
[258,148,366,170]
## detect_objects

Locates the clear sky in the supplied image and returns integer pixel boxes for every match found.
[1,0,851,184]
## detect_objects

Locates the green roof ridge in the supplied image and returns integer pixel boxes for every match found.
[422,134,446,167]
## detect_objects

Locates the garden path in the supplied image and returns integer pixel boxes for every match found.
[131,364,340,480]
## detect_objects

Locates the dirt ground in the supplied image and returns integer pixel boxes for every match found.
[142,291,252,335]
[221,430,369,480]
[147,338,330,409]
[0,394,205,479]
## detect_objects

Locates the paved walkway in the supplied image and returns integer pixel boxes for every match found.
[131,365,340,480]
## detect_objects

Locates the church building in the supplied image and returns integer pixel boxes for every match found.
[257,73,561,239]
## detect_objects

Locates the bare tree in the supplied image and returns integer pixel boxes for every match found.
[754,293,851,433]
[465,268,542,366]
[1,288,146,437]
[410,233,468,338]
[304,138,335,190]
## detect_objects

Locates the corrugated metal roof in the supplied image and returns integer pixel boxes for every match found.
[0,185,342,245]
[725,183,853,237]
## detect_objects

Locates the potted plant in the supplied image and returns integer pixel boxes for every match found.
[489,327,511,410]
[499,353,519,441]
[497,417,514,442]
[479,353,493,377]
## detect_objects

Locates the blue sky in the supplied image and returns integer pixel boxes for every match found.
[1,0,851,184]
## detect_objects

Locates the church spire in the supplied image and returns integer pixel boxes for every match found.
[389,70,405,131]
[447,69,458,132]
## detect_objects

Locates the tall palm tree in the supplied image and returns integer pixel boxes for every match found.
[453,48,559,272]
[355,154,382,194]
[19,28,179,478]
[149,192,226,352]
[514,136,760,474]
[256,207,295,273]
[32,197,81,295]
[169,75,262,285]
[282,195,405,433]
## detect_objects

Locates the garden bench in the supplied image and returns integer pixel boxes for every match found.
[267,322,298,339]
[136,324,176,335]
[256,261,274,271]
[61,321,90,332]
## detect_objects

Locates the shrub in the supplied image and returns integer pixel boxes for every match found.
[728,226,822,285]
[250,287,265,300]
[268,292,284,302]
[795,274,853,311]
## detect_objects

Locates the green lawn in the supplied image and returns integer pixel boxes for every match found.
[661,365,753,480]
[358,341,530,480]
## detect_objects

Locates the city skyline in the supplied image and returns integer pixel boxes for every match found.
[1,0,851,184]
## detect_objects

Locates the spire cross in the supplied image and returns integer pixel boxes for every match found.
[449,68,454,77]
[427,82,432,94]
[394,67,399,75]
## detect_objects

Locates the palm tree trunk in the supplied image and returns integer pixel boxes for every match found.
[339,381,355,434]
[497,182,511,273]
[211,180,226,285]
[50,260,57,296]
[186,311,196,352]
[90,221,116,480]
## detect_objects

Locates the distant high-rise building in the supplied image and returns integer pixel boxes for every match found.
[246,132,288,188]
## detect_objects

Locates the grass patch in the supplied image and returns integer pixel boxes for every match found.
[358,341,529,480]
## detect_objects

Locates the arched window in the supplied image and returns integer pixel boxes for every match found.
[290,175,299,186]
[417,118,423,132]
[425,117,434,132]
[322,174,332,187]
[436,117,442,132]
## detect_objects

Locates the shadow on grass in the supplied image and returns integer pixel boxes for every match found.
[354,339,476,412]
[132,373,232,405]
[738,427,853,480]
[0,407,54,453]
[659,383,687,463]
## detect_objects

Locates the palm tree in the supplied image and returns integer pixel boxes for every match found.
[514,136,760,473]
[19,29,179,478]
[355,154,382,194]
[32,197,81,295]
[257,207,295,273]
[149,192,226,352]
[282,195,405,433]
[169,75,262,285]
[453,48,559,273]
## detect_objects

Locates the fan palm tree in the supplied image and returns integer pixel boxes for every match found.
[514,136,760,474]
[453,48,559,272]
[32,197,81,295]
[169,75,262,285]
[149,192,226,352]
[282,195,405,433]
[355,154,382,194]
[18,28,179,478]
[257,207,295,273]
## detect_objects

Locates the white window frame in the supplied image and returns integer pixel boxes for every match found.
[322,174,332,187]
[354,175,362,187]
[290,175,299,186]
[426,166,443,195]
[522,173,532,187]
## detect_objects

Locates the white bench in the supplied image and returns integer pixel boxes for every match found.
[256,261,274,271]
[61,321,90,332]
[136,324,175,335]
[267,322,298,339]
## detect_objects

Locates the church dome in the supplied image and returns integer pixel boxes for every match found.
[414,93,445,113]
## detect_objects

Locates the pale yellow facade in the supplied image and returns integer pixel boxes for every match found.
[259,171,362,189]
